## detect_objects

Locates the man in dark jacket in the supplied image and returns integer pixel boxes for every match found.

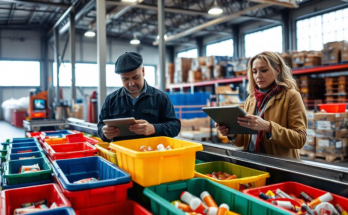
[97,52,181,142]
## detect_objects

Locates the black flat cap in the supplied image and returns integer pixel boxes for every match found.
[115,52,143,74]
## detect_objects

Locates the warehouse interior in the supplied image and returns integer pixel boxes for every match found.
[1,0,348,214]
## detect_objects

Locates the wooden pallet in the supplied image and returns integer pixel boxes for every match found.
[300,151,315,159]
[314,154,346,162]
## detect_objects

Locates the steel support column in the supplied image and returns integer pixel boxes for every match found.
[232,25,239,58]
[70,11,76,108]
[54,28,60,105]
[281,9,290,52]
[97,0,107,113]
[196,36,204,57]
[40,35,49,91]
[158,0,166,91]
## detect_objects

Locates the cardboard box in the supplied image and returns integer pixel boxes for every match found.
[198,57,207,66]
[315,137,347,155]
[329,48,340,64]
[324,41,348,50]
[342,45,348,62]
[304,54,321,67]
[314,112,348,121]
[188,70,202,83]
[280,53,293,68]
[191,58,199,71]
[307,119,315,129]
[321,49,330,65]
[174,58,191,83]
[315,129,348,138]
[292,51,306,67]
[214,64,226,79]
[201,65,214,80]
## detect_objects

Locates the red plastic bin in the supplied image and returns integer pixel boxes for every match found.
[75,200,152,215]
[243,182,348,214]
[0,183,71,215]
[47,142,98,160]
[318,103,347,113]
[26,131,42,138]
[54,177,133,210]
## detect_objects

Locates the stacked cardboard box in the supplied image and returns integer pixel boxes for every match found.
[301,111,315,156]
[174,58,191,83]
[298,76,325,110]
[279,52,293,68]
[325,76,348,103]
[322,41,348,64]
[313,112,348,161]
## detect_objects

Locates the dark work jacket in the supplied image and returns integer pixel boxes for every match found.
[97,81,181,142]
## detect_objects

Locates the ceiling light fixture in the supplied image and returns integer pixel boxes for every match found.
[84,30,95,37]
[130,34,140,45]
[157,34,168,40]
[208,0,223,15]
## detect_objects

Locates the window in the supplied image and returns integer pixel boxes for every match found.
[296,8,348,51]
[53,63,156,87]
[0,61,40,86]
[206,39,233,56]
[177,49,198,58]
[244,26,283,58]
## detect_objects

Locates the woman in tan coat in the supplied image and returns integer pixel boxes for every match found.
[216,51,307,159]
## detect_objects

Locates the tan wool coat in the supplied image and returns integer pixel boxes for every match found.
[232,88,307,159]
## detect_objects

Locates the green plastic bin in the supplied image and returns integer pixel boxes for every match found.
[195,159,205,164]
[195,161,270,191]
[3,157,53,185]
[1,145,8,162]
[144,178,290,215]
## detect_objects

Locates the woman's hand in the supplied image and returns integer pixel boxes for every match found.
[215,123,236,137]
[238,115,271,133]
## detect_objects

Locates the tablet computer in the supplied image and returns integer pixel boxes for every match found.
[103,117,139,137]
[202,106,258,134]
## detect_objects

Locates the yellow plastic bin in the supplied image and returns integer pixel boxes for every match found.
[195,161,270,191]
[109,136,203,187]
[95,142,118,165]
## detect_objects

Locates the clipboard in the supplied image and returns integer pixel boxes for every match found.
[103,117,139,137]
[202,106,258,134]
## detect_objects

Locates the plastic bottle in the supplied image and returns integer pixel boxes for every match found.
[140,146,148,152]
[175,201,193,212]
[217,204,229,215]
[259,192,271,200]
[200,191,218,208]
[189,198,208,214]
[147,146,153,151]
[265,190,276,199]
[300,191,313,202]
[308,192,333,208]
[206,207,218,215]
[301,204,315,215]
[313,202,339,215]
[181,191,197,204]
[157,144,166,151]
[335,203,348,215]
[272,201,294,210]
[275,189,295,200]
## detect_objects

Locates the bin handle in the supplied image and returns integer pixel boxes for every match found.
[52,166,60,178]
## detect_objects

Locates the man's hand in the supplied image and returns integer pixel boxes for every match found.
[102,125,120,140]
[129,120,156,136]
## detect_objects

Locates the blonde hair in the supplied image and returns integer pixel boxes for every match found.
[246,51,298,96]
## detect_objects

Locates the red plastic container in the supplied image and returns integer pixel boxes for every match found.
[54,177,133,210]
[318,103,347,113]
[47,142,98,160]
[11,109,27,127]
[66,133,101,146]
[75,200,153,215]
[26,131,42,138]
[243,182,348,214]
[0,183,71,215]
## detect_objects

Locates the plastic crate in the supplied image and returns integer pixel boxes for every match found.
[29,207,76,215]
[144,178,289,215]
[109,136,203,187]
[195,159,205,164]
[47,142,98,160]
[75,200,152,215]
[2,174,54,190]
[1,145,7,162]
[9,142,40,148]
[40,130,78,140]
[26,131,42,138]
[243,181,348,214]
[195,161,270,191]
[95,142,118,165]
[6,151,46,161]
[0,183,71,215]
[8,146,42,154]
[3,157,53,185]
[6,137,36,143]
[52,156,131,191]
[318,103,346,113]
[55,176,133,210]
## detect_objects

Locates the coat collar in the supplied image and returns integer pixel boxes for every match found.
[249,88,286,113]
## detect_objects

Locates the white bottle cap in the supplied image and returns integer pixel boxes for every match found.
[207,207,218,215]
[318,193,333,203]
[276,201,294,210]
[219,203,230,211]
[314,202,339,215]
[157,144,165,151]
[147,146,153,151]
[200,191,211,200]
[180,191,195,204]
[189,198,202,210]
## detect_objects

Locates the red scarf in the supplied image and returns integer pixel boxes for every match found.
[253,83,283,153]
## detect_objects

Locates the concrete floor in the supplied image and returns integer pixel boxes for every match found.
[0,120,25,141]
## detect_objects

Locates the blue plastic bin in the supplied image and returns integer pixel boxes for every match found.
[28,207,76,215]
[8,142,40,148]
[6,138,37,143]
[1,174,54,190]
[6,151,46,161]
[7,146,42,154]
[52,156,131,191]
